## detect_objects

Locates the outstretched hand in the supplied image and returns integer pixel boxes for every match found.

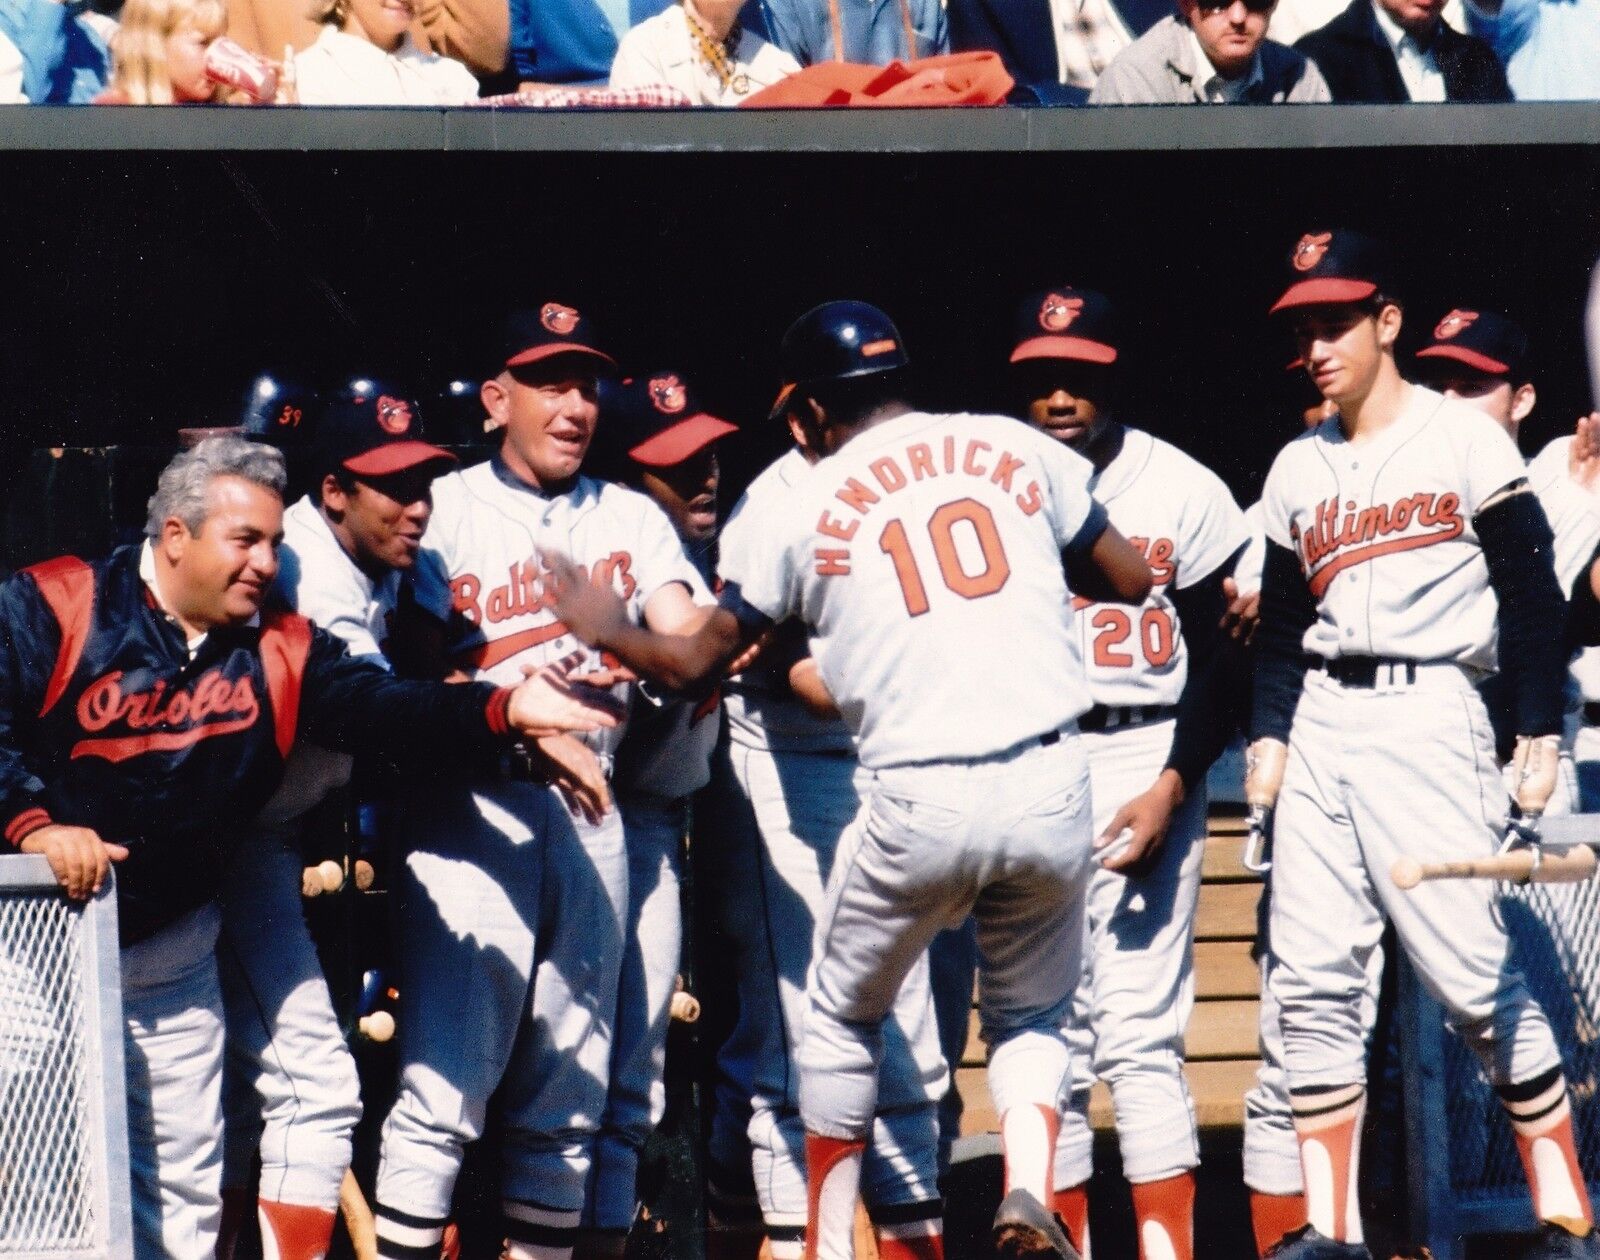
[534,733,612,824]
[540,548,629,648]
[1219,576,1261,644]
[1568,413,1600,495]
[506,664,625,737]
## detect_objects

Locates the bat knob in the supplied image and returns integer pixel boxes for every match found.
[1391,857,1423,890]
[353,859,375,891]
[317,859,344,894]
[359,1010,396,1042]
[670,991,701,1024]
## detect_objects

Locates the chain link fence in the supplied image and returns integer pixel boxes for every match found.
[0,855,131,1259]
[1401,871,1600,1259]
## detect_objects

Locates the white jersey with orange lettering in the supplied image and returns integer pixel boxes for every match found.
[1527,436,1600,595]
[407,457,710,760]
[705,445,948,1249]
[374,457,709,1255]
[1052,429,1248,1205]
[1075,429,1249,706]
[720,409,1108,1251]
[1259,386,1525,669]
[723,411,1100,769]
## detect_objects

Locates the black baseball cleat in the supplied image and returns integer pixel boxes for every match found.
[1263,1224,1373,1258]
[991,1188,1082,1259]
[1523,1222,1600,1258]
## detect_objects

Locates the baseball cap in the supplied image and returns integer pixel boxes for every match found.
[315,378,457,478]
[607,371,737,468]
[500,303,617,373]
[1269,229,1399,315]
[1008,286,1118,364]
[1415,308,1529,379]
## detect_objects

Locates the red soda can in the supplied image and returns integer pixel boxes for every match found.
[204,37,279,103]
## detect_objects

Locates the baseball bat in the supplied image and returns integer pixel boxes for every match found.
[301,859,344,896]
[1391,844,1598,889]
[339,1169,379,1260]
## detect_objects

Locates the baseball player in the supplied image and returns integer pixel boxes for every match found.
[215,382,459,1260]
[1413,309,1600,810]
[1002,285,1250,1260]
[0,434,619,1260]
[371,305,714,1260]
[539,299,1156,1260]
[1247,229,1597,1260]
[697,387,949,1260]
[576,371,735,1257]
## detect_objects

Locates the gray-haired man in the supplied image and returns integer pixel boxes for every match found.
[0,435,619,1259]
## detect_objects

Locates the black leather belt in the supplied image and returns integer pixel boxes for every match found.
[1078,704,1178,733]
[1583,703,1600,726]
[1316,656,1418,688]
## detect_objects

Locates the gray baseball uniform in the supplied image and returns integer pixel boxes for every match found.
[720,410,1106,1258]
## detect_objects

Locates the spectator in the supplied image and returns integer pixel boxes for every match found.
[1090,0,1331,100]
[1463,0,1600,99]
[948,0,1168,97]
[760,0,945,67]
[0,0,112,103]
[294,0,479,103]
[1295,0,1512,99]
[223,0,506,89]
[610,0,797,102]
[509,0,671,87]
[96,0,226,103]
[1267,0,1464,46]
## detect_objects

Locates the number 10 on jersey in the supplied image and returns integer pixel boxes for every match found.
[879,498,1012,617]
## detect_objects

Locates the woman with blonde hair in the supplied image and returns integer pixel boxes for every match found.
[98,0,228,102]
[293,0,477,104]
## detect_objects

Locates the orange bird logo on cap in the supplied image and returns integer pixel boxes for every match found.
[1434,310,1479,340]
[649,375,688,415]
[1292,233,1333,272]
[541,303,580,335]
[1039,293,1084,332]
[375,396,413,435]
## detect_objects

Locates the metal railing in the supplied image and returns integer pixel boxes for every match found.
[1401,875,1600,1260]
[0,855,132,1259]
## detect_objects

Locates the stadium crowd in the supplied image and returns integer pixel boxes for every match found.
[1,0,1594,105]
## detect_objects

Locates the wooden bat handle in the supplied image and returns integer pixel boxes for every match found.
[1392,844,1598,889]
[339,1169,379,1260]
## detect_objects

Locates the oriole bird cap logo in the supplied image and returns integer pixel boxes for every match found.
[541,303,581,335]
[649,375,688,415]
[1434,310,1479,340]
[1039,293,1084,333]
[375,395,413,435]
[1292,233,1333,272]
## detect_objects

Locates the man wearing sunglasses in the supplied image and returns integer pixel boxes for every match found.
[1090,0,1330,101]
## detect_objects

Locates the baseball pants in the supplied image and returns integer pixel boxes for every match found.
[375,778,627,1252]
[122,902,226,1260]
[699,739,946,1250]
[1269,666,1561,1096]
[800,734,1093,1168]
[217,834,360,1211]
[584,791,686,1231]
[1055,717,1207,1191]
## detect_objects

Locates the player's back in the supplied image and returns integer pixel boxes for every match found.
[766,410,1099,768]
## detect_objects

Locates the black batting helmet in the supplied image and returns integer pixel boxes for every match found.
[770,300,909,419]
[239,372,317,446]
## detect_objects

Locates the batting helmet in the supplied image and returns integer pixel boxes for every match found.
[771,300,909,417]
[238,372,316,445]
